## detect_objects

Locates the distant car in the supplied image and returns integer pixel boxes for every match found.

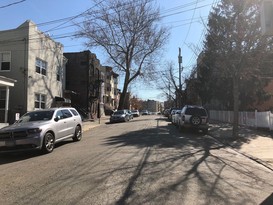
[168,108,179,121]
[131,110,140,117]
[110,110,131,123]
[172,110,181,125]
[163,109,170,117]
[127,110,134,120]
[178,105,209,133]
[0,107,82,154]
[170,109,178,122]
[141,110,149,115]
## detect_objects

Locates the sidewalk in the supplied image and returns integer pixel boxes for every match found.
[209,122,273,171]
[82,116,109,132]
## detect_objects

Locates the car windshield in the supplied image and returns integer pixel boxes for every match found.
[113,110,125,115]
[17,110,55,123]
[185,108,207,116]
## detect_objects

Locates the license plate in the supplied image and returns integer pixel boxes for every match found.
[5,141,15,147]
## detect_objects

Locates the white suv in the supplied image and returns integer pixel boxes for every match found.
[0,107,82,154]
[178,105,209,134]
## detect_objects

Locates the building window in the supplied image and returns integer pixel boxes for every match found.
[0,89,6,109]
[36,58,47,76]
[57,66,61,81]
[35,94,46,109]
[0,52,11,71]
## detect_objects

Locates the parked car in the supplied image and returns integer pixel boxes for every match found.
[178,105,209,133]
[163,109,170,117]
[168,108,179,121]
[0,107,82,154]
[110,109,131,123]
[170,109,178,123]
[127,110,134,120]
[141,110,149,115]
[131,110,140,117]
[172,109,181,125]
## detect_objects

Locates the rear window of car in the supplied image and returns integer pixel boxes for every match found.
[114,110,125,115]
[61,109,73,118]
[185,108,207,116]
[70,109,79,116]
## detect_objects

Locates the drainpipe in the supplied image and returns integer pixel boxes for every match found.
[23,37,27,112]
[4,86,9,123]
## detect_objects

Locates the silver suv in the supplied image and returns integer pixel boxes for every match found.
[0,107,82,154]
[178,105,209,133]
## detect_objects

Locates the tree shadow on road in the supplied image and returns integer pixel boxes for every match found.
[102,119,273,205]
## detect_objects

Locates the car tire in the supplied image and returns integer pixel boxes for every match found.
[190,116,201,126]
[42,132,55,154]
[73,125,82,142]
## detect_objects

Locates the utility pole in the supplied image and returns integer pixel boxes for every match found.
[178,48,183,107]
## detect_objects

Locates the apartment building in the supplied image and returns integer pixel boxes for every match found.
[0,20,65,123]
[100,66,119,113]
[64,51,103,119]
[142,99,161,113]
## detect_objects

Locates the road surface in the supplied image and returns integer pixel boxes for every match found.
[0,115,272,205]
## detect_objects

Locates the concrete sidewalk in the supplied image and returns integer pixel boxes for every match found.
[82,116,109,132]
[209,122,273,171]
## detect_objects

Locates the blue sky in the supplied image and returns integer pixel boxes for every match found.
[0,0,217,102]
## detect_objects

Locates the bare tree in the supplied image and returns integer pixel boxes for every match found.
[76,0,169,109]
[157,62,184,107]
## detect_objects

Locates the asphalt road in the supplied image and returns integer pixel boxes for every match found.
[0,115,272,205]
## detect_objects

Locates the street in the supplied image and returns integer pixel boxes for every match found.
[0,115,272,205]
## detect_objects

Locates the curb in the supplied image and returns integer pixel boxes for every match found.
[82,117,108,132]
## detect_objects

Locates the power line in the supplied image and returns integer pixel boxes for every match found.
[0,0,26,9]
[183,0,200,45]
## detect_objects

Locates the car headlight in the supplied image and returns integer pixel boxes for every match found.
[27,128,42,134]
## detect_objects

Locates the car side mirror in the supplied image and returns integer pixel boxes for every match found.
[54,117,60,122]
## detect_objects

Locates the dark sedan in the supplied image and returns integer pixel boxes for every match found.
[110,110,131,123]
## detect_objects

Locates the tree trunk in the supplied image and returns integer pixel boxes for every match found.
[232,75,239,138]
[118,81,129,110]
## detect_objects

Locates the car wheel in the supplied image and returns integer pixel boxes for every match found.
[73,125,82,142]
[42,132,55,154]
[190,116,201,126]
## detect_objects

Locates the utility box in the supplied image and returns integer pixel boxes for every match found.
[261,0,273,36]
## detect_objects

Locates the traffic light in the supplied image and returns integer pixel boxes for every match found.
[261,0,273,36]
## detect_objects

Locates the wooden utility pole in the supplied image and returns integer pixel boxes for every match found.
[178,48,183,107]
